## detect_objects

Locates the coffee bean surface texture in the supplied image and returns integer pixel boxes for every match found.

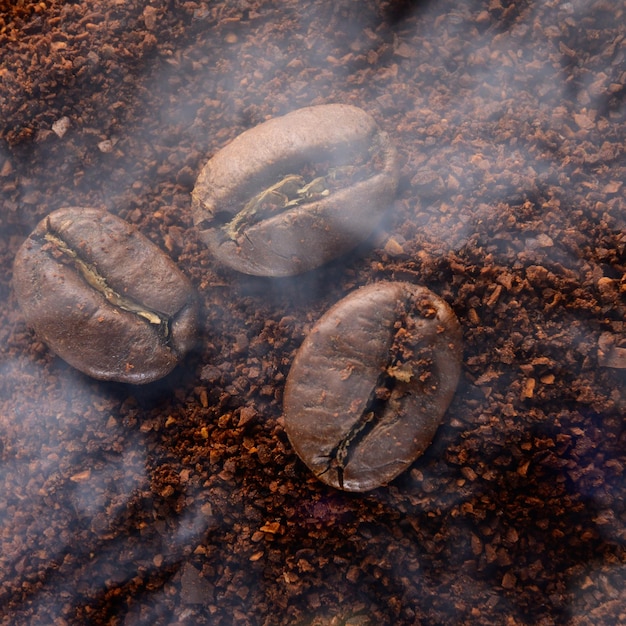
[192,103,399,277]
[283,281,463,492]
[13,207,199,384]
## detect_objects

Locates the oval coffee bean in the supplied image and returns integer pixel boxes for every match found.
[192,103,399,277]
[283,281,462,492]
[13,207,199,384]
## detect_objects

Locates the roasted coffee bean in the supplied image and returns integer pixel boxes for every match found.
[192,103,399,277]
[13,207,199,384]
[283,281,462,492]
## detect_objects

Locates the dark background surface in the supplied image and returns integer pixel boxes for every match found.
[1,1,625,624]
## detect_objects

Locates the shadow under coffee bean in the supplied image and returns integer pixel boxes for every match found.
[13,207,199,384]
[283,281,463,492]
[192,103,399,277]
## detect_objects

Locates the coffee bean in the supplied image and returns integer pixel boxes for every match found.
[283,281,463,492]
[192,104,399,277]
[13,207,199,384]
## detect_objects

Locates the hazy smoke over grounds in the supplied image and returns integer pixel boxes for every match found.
[2,0,621,239]
[0,355,216,623]
[0,0,624,623]
[57,1,626,255]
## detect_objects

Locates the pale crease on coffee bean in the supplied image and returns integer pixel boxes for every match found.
[283,281,463,492]
[191,103,399,277]
[13,207,199,384]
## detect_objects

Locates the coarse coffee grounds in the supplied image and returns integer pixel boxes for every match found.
[1,1,624,625]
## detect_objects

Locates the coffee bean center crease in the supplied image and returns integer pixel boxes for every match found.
[42,220,171,341]
[319,298,417,489]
